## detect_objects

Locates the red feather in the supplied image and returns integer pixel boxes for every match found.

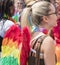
[20,27,31,65]
[4,25,22,46]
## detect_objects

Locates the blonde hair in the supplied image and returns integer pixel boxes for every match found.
[21,1,52,32]
[24,0,38,6]
[21,7,31,28]
[31,1,51,26]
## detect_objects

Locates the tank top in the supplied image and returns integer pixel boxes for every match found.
[28,33,46,65]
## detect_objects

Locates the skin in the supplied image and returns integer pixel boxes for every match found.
[31,3,57,65]
[46,3,57,28]
[14,0,23,13]
[38,4,57,30]
[9,5,15,16]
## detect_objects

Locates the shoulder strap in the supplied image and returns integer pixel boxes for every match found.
[30,33,45,56]
[31,33,45,49]
[35,35,47,65]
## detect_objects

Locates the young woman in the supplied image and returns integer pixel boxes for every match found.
[21,1,57,65]
[1,0,21,65]
[0,0,15,56]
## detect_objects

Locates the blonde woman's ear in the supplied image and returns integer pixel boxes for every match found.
[42,16,48,23]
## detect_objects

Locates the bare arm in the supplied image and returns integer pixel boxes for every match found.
[42,36,56,65]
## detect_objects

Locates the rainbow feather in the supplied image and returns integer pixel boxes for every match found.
[1,25,22,65]
[20,27,31,65]
[1,25,31,65]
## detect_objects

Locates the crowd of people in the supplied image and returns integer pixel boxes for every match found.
[0,0,60,65]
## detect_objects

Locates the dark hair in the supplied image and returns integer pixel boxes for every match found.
[2,0,14,18]
[0,0,3,18]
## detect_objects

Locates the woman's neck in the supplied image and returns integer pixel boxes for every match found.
[39,24,51,31]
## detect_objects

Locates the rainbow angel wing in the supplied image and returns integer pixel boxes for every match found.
[1,25,22,65]
[1,25,31,65]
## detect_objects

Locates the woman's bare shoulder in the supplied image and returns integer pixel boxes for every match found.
[42,35,55,51]
[43,35,55,44]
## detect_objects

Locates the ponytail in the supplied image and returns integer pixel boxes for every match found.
[21,7,33,33]
[21,7,32,28]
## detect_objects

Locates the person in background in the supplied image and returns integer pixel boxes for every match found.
[0,0,15,57]
[0,0,24,65]
[14,0,23,14]
[20,1,57,65]
[12,0,24,25]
